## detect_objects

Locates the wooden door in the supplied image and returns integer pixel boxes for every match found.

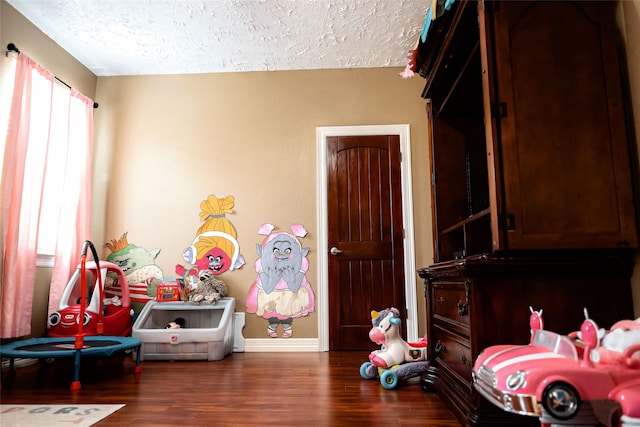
[327,135,406,351]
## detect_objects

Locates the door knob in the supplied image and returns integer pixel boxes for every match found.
[330,247,343,256]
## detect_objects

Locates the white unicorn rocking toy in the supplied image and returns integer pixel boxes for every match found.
[359,307,429,389]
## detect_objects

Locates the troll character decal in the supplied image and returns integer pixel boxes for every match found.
[245,223,315,338]
[104,232,164,314]
[175,194,245,280]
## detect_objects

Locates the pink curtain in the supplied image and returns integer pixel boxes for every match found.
[1,52,93,338]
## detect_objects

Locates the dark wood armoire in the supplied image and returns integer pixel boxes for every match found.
[416,1,638,425]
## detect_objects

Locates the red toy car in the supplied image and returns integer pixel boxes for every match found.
[48,260,133,337]
[472,308,640,426]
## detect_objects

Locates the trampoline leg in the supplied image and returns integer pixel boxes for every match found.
[134,345,142,374]
[71,350,82,390]
[1,358,17,389]
[0,358,9,389]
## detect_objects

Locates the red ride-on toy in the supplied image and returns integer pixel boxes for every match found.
[48,242,133,337]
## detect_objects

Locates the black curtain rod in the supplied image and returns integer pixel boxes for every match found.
[6,43,99,109]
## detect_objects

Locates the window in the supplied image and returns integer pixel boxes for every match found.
[37,81,83,260]
[1,52,93,266]
[4,69,75,265]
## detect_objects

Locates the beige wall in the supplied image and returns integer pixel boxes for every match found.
[94,70,430,339]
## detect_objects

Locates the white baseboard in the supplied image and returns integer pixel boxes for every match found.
[243,338,322,352]
[232,312,246,352]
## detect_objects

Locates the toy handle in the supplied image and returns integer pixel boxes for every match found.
[81,241,105,334]
[623,343,640,367]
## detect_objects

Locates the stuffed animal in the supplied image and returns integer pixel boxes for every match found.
[104,232,164,314]
[166,317,185,329]
[602,317,640,356]
[184,270,228,304]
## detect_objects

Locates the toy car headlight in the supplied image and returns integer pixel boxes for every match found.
[76,312,91,326]
[48,312,61,326]
[506,370,526,391]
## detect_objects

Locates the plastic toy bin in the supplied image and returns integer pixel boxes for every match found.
[132,298,235,361]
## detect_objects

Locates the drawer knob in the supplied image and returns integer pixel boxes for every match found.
[435,340,446,354]
[457,300,468,316]
[461,355,472,367]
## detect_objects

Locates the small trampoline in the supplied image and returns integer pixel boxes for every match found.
[0,241,142,390]
[0,336,141,390]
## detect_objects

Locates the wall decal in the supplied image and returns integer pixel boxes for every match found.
[175,194,245,282]
[245,223,315,338]
[104,232,164,314]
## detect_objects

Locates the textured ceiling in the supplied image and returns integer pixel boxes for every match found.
[7,0,428,77]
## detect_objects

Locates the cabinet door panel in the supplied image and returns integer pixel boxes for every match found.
[491,1,637,249]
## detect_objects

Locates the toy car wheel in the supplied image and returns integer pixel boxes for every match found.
[542,382,581,420]
[360,362,376,380]
[380,369,399,390]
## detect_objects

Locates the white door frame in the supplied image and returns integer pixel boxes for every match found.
[316,124,418,351]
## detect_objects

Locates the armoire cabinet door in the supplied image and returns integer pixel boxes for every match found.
[489,1,637,250]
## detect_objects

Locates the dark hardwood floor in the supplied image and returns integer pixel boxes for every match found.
[1,351,459,426]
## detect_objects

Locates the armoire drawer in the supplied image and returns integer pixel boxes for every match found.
[432,324,473,383]
[431,281,470,335]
